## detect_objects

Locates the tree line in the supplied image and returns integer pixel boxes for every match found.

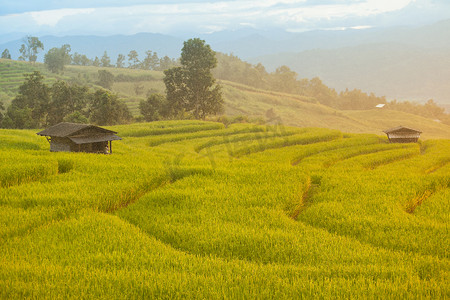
[0,71,132,129]
[0,36,179,73]
[213,53,450,124]
[71,50,178,71]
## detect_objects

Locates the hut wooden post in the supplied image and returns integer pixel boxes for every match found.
[109,141,112,154]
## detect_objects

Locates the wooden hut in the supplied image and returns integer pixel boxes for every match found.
[37,122,121,153]
[383,126,422,143]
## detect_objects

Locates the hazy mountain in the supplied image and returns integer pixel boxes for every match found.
[1,19,449,106]
[249,20,450,105]
[252,43,450,104]
[2,19,449,62]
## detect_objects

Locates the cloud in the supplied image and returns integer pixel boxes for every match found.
[30,8,95,27]
[0,0,428,36]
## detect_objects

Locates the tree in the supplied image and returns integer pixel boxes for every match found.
[128,50,139,68]
[7,71,50,128]
[163,67,187,118]
[19,36,44,63]
[142,50,159,70]
[2,106,35,129]
[158,56,177,71]
[72,52,92,66]
[44,44,71,73]
[163,38,223,119]
[47,81,89,125]
[116,54,125,68]
[72,52,93,66]
[93,56,100,67]
[139,93,166,121]
[1,49,11,59]
[89,89,132,125]
[63,111,89,124]
[423,99,445,119]
[270,65,298,93]
[0,100,4,124]
[97,70,114,89]
[101,51,111,67]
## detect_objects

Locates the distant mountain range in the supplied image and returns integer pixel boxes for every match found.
[253,43,450,105]
[1,19,449,105]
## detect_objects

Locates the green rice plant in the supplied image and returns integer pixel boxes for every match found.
[146,123,268,147]
[232,128,342,157]
[0,120,448,298]
[0,159,58,188]
[116,121,224,137]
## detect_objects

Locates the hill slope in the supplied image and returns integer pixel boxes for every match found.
[221,81,450,139]
[1,59,449,139]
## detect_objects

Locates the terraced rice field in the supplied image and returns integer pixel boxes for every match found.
[0,121,449,298]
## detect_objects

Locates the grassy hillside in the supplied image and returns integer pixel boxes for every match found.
[221,81,450,139]
[1,59,449,139]
[0,121,449,298]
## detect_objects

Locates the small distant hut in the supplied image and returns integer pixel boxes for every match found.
[383,126,422,143]
[37,122,121,153]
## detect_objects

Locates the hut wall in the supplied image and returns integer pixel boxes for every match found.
[50,137,73,152]
[91,141,108,153]
[387,132,420,143]
[389,137,419,143]
[73,142,108,153]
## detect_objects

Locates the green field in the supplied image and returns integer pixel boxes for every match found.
[1,121,449,298]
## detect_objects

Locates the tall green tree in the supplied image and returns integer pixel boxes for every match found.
[6,71,50,128]
[89,90,132,125]
[1,49,11,59]
[142,50,159,70]
[116,54,125,68]
[270,65,298,93]
[19,36,44,63]
[164,38,223,119]
[163,67,186,118]
[101,51,111,67]
[47,81,89,125]
[72,52,92,66]
[158,56,177,71]
[0,100,4,124]
[97,70,114,89]
[128,50,140,69]
[44,44,71,73]
[93,56,100,67]
[63,111,89,124]
[139,93,166,121]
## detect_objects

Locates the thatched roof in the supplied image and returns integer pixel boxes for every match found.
[383,126,422,134]
[37,122,118,138]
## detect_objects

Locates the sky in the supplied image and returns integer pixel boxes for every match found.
[0,0,449,39]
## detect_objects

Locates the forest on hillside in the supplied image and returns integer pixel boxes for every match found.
[1,37,449,128]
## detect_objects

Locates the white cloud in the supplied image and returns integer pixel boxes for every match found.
[0,0,423,36]
[30,8,95,27]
